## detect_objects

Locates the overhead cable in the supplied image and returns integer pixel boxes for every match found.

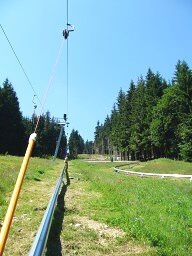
[0,24,42,106]
[34,39,65,132]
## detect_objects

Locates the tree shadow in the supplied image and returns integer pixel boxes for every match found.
[45,181,68,256]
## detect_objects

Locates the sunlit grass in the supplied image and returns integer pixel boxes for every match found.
[0,155,64,255]
[0,155,56,221]
[1,156,192,255]
[120,158,192,175]
[69,160,192,256]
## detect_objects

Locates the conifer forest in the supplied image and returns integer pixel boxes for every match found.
[94,61,192,162]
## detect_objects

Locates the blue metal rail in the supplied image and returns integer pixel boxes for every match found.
[29,162,67,256]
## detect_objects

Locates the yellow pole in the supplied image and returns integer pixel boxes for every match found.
[0,133,37,256]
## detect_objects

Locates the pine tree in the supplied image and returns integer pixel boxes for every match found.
[68,130,84,159]
[129,77,147,160]
[126,81,135,160]
[32,112,67,158]
[109,105,120,156]
[174,60,192,114]
[145,69,168,158]
[94,121,102,154]
[103,115,111,155]
[116,89,129,159]
[150,85,185,158]
[0,79,25,155]
[94,60,192,161]
[84,140,94,154]
[178,116,192,161]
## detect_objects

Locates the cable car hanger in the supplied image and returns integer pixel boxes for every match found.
[63,23,75,40]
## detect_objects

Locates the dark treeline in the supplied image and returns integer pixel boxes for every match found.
[94,61,192,162]
[23,112,67,158]
[68,130,95,159]
[0,79,67,158]
[68,129,96,159]
[68,129,84,159]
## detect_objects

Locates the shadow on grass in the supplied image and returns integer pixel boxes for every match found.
[45,182,68,256]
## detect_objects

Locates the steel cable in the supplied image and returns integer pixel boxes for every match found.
[0,24,42,106]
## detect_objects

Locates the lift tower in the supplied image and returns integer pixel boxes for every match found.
[53,114,69,160]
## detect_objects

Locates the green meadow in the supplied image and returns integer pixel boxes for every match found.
[1,156,192,255]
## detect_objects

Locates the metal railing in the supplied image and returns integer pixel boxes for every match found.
[29,160,69,256]
[114,167,192,181]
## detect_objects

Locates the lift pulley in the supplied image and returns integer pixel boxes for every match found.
[63,23,74,39]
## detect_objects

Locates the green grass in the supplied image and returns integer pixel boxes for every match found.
[120,158,192,175]
[1,156,192,255]
[67,160,192,256]
[78,154,110,160]
[0,155,56,220]
[0,155,64,255]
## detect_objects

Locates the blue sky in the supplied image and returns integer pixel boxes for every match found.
[1,0,192,141]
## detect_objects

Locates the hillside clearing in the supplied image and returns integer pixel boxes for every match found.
[1,157,192,255]
[57,160,192,256]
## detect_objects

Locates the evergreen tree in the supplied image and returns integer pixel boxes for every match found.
[145,69,167,158]
[94,116,112,155]
[150,85,186,158]
[0,79,67,158]
[0,79,25,155]
[174,60,192,114]
[126,81,136,159]
[109,105,120,155]
[94,60,192,162]
[129,77,147,160]
[102,115,111,155]
[116,89,129,159]
[22,112,67,158]
[151,61,192,159]
[178,116,192,161]
[68,129,84,159]
[84,140,94,154]
[94,121,102,154]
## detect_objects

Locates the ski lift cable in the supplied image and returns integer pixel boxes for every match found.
[0,35,65,256]
[0,5,67,254]
[67,0,69,26]
[0,23,65,133]
[67,0,69,117]
[0,24,42,107]
[67,36,69,117]
[62,0,74,120]
[66,0,70,155]
[34,39,65,133]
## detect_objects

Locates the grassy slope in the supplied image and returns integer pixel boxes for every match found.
[1,157,192,255]
[0,155,64,256]
[120,158,192,174]
[61,160,192,256]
